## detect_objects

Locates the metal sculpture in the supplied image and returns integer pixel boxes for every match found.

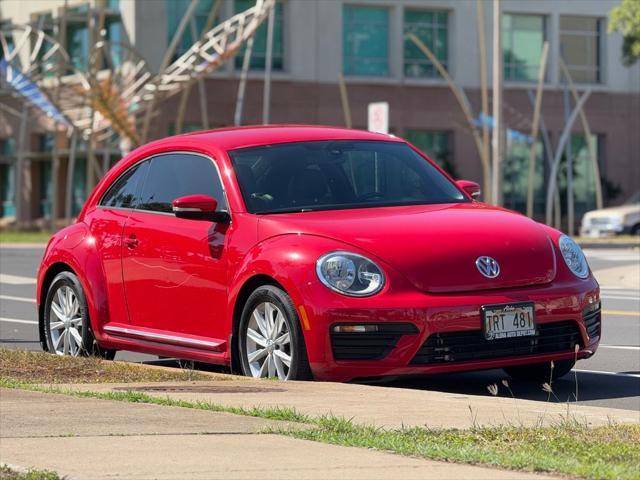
[2,0,274,147]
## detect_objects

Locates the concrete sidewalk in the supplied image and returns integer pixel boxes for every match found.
[66,378,640,429]
[595,263,640,290]
[0,388,552,480]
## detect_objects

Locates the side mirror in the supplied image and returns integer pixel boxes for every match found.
[172,194,230,223]
[455,180,481,200]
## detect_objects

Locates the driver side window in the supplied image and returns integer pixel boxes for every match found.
[137,153,227,214]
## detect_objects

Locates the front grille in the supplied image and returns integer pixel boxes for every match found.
[331,323,418,361]
[583,304,601,341]
[411,320,581,365]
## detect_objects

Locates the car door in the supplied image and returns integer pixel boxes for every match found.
[120,152,230,349]
[86,160,150,326]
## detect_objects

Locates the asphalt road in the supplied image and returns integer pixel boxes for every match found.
[1,245,638,412]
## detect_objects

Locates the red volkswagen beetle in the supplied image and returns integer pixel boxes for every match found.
[37,126,601,382]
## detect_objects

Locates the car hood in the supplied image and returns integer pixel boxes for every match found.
[258,203,557,294]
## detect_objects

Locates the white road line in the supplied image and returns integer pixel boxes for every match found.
[602,295,640,301]
[0,274,36,285]
[0,294,36,304]
[574,369,640,379]
[0,317,38,325]
[599,345,640,351]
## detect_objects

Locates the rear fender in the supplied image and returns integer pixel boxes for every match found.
[37,223,110,342]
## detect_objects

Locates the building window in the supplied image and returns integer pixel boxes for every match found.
[502,139,545,216]
[403,9,448,78]
[72,157,87,216]
[104,16,124,66]
[33,13,56,77]
[560,16,603,83]
[404,130,457,177]
[37,133,55,152]
[343,5,389,77]
[0,138,16,218]
[40,160,52,218]
[561,134,605,217]
[502,13,546,82]
[66,6,89,71]
[0,163,16,218]
[234,0,284,70]
[167,0,219,61]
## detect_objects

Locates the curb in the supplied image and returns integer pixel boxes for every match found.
[114,359,245,381]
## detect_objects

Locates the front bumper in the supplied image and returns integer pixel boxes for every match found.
[301,277,600,382]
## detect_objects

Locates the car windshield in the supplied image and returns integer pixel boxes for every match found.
[229,140,466,214]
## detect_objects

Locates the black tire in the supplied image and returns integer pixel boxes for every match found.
[238,285,311,380]
[43,271,116,360]
[631,223,640,236]
[503,359,575,382]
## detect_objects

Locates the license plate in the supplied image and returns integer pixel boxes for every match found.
[482,302,536,340]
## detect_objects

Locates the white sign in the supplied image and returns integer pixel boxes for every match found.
[367,102,389,134]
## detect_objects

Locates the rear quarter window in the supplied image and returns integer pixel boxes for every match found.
[100,161,149,209]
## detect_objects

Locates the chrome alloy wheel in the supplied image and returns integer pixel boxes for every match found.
[49,285,84,356]
[245,301,293,379]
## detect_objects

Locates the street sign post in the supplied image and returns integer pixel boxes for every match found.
[367,102,389,134]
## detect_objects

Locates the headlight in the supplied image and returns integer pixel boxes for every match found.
[558,235,589,279]
[316,251,385,296]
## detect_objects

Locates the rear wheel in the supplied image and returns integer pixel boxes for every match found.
[503,359,575,382]
[238,285,311,380]
[43,271,116,359]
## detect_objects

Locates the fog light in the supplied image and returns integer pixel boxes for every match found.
[332,325,379,333]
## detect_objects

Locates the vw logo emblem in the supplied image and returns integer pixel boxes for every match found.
[476,256,500,278]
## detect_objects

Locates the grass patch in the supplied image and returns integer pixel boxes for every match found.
[0,465,59,480]
[2,352,638,479]
[3,375,639,479]
[0,348,223,383]
[0,377,310,424]
[0,231,53,244]
[269,417,640,480]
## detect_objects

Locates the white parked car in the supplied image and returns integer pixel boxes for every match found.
[580,191,640,237]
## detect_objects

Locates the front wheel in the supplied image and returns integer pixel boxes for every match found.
[238,285,311,380]
[43,271,116,359]
[503,359,575,382]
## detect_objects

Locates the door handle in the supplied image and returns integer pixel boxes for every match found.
[125,234,138,249]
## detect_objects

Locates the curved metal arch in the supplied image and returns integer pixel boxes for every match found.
[0,23,90,129]
[138,0,275,144]
[85,37,152,144]
[545,90,592,226]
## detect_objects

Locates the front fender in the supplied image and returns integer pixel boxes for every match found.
[226,233,403,363]
[227,234,327,328]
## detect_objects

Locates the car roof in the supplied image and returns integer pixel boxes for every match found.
[164,125,404,151]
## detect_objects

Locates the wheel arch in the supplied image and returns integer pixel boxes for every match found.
[38,262,76,351]
[230,274,285,373]
[37,223,111,350]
